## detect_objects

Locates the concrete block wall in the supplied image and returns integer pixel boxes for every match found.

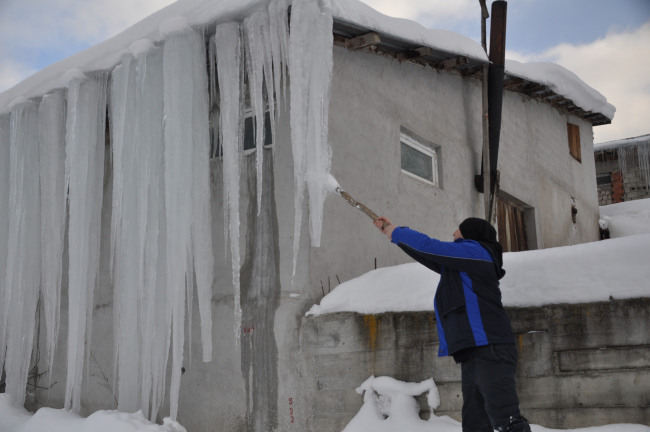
[301,298,650,431]
[597,185,612,206]
[594,151,649,203]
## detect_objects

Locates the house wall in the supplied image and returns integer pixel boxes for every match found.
[595,150,650,204]
[31,44,603,432]
[300,298,650,431]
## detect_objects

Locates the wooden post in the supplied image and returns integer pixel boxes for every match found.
[479,0,490,221]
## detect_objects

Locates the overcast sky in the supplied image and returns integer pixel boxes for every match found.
[0,0,649,143]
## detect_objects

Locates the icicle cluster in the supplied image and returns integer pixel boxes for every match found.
[63,71,107,413]
[160,18,214,420]
[0,0,336,421]
[2,100,41,408]
[615,143,650,190]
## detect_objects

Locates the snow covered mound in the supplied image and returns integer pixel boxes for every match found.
[0,394,186,432]
[600,199,650,239]
[307,234,650,316]
[342,376,650,432]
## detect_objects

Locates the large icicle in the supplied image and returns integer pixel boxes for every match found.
[38,90,67,384]
[161,17,214,420]
[2,99,41,407]
[130,39,170,422]
[244,11,270,214]
[62,70,107,413]
[0,114,11,370]
[269,0,291,110]
[288,0,334,275]
[215,21,244,346]
[110,51,142,413]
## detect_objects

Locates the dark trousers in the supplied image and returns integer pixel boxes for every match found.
[461,344,531,432]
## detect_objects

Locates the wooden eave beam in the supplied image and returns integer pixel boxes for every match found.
[436,56,470,71]
[397,46,434,61]
[503,78,524,89]
[349,32,381,50]
[462,66,483,78]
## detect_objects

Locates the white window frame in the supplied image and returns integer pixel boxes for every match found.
[400,132,438,187]
[243,108,273,156]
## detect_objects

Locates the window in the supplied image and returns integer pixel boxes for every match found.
[596,173,611,186]
[567,123,581,162]
[400,132,438,187]
[210,109,273,159]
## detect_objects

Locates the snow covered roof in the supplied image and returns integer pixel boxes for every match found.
[594,133,650,152]
[0,0,614,124]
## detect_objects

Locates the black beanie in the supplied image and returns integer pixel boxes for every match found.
[459,217,506,279]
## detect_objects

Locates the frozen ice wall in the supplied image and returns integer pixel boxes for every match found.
[161,17,214,420]
[63,71,107,413]
[38,90,68,385]
[2,100,41,408]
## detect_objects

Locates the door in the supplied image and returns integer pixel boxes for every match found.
[496,198,528,252]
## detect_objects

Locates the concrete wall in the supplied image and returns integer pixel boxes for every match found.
[29,43,605,432]
[301,298,650,431]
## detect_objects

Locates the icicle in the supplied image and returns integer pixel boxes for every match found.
[287,0,334,276]
[0,114,11,371]
[62,70,107,414]
[38,91,67,385]
[617,142,650,190]
[269,0,290,109]
[244,11,268,214]
[111,51,143,413]
[161,17,214,420]
[2,99,41,407]
[130,39,170,421]
[215,21,244,346]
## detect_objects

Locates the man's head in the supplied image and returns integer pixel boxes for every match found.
[458,217,497,243]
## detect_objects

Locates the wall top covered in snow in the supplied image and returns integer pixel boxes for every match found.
[594,133,650,152]
[0,0,614,120]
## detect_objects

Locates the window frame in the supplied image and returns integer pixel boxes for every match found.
[399,132,439,187]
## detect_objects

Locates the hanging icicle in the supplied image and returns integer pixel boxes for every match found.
[38,90,67,384]
[0,114,11,373]
[2,98,41,408]
[288,0,334,276]
[62,69,107,414]
[215,21,244,347]
[160,16,214,420]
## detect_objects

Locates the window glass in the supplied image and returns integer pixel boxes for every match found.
[596,173,611,186]
[211,111,273,158]
[400,133,437,185]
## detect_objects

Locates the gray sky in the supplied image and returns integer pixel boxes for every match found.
[1,0,649,143]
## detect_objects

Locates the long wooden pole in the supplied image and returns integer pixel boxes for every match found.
[480,0,490,221]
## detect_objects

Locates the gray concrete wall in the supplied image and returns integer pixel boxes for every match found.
[29,43,606,432]
[595,151,650,202]
[301,298,650,431]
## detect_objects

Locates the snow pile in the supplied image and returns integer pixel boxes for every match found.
[342,375,448,432]
[505,60,615,120]
[0,394,186,432]
[342,376,650,432]
[600,200,650,239]
[307,234,650,316]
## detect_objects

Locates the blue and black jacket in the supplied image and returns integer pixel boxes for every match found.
[391,227,515,357]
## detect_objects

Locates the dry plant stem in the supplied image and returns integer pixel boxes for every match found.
[336,188,389,229]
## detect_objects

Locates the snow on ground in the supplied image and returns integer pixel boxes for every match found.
[0,0,613,121]
[342,376,650,432]
[307,233,650,316]
[600,199,650,239]
[0,394,186,432]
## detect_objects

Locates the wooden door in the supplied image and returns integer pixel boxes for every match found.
[496,198,528,252]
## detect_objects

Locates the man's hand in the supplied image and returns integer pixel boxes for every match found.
[374,216,397,240]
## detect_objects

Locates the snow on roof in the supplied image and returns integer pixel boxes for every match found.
[594,133,650,152]
[505,60,615,121]
[0,0,614,121]
[306,233,650,316]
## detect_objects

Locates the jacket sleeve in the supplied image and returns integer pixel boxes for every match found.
[391,227,493,273]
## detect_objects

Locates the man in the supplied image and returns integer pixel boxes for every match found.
[373,216,531,432]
